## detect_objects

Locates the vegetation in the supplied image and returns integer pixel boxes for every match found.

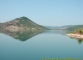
[17,18,34,28]
[70,28,83,34]
[77,28,83,34]
[0,16,48,31]
[70,31,74,34]
[15,16,47,30]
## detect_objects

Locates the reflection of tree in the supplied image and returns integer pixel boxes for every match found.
[70,37,74,39]
[77,39,83,44]
[70,37,83,44]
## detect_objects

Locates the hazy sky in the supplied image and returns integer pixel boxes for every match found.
[0,0,83,26]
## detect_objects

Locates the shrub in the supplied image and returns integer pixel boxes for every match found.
[77,28,83,34]
[70,31,74,34]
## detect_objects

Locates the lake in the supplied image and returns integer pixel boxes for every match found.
[0,30,83,60]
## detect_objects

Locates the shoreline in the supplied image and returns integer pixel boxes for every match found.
[66,34,83,39]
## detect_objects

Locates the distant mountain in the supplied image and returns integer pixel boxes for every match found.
[45,25,83,30]
[65,25,83,31]
[45,26,61,28]
[44,26,71,30]
[0,16,48,32]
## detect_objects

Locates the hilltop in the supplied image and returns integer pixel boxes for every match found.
[0,16,47,32]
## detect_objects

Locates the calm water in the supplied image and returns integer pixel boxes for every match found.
[0,30,83,60]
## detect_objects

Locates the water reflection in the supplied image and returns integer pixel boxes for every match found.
[70,37,83,44]
[42,30,69,35]
[77,39,83,44]
[0,29,69,41]
[0,29,83,44]
[0,29,44,41]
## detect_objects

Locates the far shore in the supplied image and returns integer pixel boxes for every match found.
[66,34,83,39]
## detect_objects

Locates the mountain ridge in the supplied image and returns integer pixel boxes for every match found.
[0,16,48,32]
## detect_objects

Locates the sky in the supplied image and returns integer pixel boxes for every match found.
[0,0,83,26]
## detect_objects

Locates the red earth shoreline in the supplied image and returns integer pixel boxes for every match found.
[66,34,83,39]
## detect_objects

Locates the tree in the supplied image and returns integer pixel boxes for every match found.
[77,28,83,34]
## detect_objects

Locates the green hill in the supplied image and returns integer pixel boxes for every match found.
[0,16,48,32]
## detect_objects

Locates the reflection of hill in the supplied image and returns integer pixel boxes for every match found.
[0,29,44,41]
[0,16,48,41]
[42,30,70,35]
